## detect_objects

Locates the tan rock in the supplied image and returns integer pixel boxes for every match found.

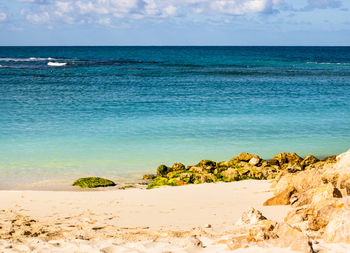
[301,155,320,168]
[232,152,259,162]
[311,184,342,206]
[307,201,340,231]
[273,153,303,170]
[263,187,296,206]
[272,222,313,253]
[235,207,267,226]
[324,204,350,243]
[249,157,260,166]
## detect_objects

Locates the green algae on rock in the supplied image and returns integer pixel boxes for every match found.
[144,152,334,189]
[72,177,116,188]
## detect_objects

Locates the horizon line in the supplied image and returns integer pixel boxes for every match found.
[0,45,349,47]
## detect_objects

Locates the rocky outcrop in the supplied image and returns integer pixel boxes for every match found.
[260,149,350,249]
[221,207,314,253]
[145,152,329,189]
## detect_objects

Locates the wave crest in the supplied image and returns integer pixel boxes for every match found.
[47,62,67,67]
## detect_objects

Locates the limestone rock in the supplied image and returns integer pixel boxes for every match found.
[307,201,340,231]
[264,187,296,206]
[235,207,267,226]
[324,208,350,243]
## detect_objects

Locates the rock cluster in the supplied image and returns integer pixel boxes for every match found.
[219,207,314,252]
[246,149,350,251]
[145,152,332,189]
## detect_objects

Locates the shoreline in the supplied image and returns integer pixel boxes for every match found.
[1,149,350,252]
[0,151,338,191]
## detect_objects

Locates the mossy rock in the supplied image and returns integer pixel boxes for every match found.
[143,174,157,180]
[157,165,171,177]
[221,168,240,182]
[172,162,186,171]
[166,170,188,179]
[197,160,217,169]
[72,177,116,188]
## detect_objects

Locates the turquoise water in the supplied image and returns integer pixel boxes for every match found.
[1,46,350,188]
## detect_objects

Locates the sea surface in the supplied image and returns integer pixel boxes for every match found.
[1,46,350,188]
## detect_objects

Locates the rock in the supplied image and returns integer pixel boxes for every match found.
[273,152,303,168]
[286,164,303,173]
[235,207,267,226]
[307,201,340,231]
[157,164,171,177]
[147,177,180,189]
[311,184,342,206]
[193,173,216,184]
[179,172,194,183]
[189,235,204,248]
[249,157,260,166]
[246,219,278,242]
[324,208,350,243]
[72,177,116,188]
[189,166,207,174]
[237,209,314,253]
[197,160,216,169]
[221,168,240,182]
[217,161,230,167]
[301,155,320,168]
[263,187,296,206]
[232,152,259,162]
[323,155,337,163]
[272,222,314,253]
[267,158,280,166]
[172,162,186,171]
[142,174,156,180]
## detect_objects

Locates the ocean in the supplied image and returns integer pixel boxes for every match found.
[1,46,350,188]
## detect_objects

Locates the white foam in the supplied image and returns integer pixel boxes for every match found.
[306,61,350,66]
[0,57,55,62]
[47,62,67,67]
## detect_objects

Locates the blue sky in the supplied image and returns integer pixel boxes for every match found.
[0,0,349,45]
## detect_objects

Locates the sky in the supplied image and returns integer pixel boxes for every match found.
[0,0,349,46]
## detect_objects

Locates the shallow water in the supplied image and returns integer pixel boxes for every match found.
[1,46,350,188]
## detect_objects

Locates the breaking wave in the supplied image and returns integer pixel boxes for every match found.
[47,62,67,67]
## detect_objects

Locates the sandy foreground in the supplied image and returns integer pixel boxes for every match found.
[0,181,314,252]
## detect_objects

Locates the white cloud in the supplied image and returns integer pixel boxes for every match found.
[18,0,285,26]
[163,5,177,17]
[97,17,111,25]
[56,1,73,13]
[26,11,50,23]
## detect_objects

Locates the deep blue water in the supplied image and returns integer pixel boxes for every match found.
[1,46,350,188]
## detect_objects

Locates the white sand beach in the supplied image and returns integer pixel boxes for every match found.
[0,180,293,252]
